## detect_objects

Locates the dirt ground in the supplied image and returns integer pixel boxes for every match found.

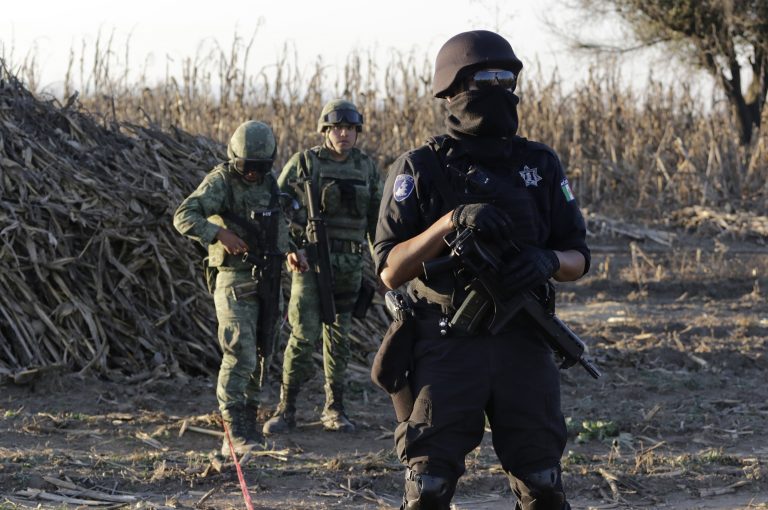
[1,233,767,510]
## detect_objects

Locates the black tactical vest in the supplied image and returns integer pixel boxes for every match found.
[407,135,541,313]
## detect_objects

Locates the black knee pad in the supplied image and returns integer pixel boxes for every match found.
[401,468,455,510]
[508,465,569,510]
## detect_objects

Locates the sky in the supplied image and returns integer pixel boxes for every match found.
[0,0,695,96]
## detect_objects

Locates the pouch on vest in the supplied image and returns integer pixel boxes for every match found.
[320,179,369,219]
[351,182,371,218]
[320,180,340,213]
[203,256,218,294]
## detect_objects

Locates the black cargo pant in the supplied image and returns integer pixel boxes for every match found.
[394,324,567,486]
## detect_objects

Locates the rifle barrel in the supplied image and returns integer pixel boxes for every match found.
[580,358,602,379]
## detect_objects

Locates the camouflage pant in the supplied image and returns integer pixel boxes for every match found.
[213,269,262,421]
[281,253,362,390]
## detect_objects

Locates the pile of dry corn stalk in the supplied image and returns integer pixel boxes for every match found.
[670,205,768,240]
[0,65,222,377]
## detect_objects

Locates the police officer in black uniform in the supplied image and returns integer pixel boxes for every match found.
[373,30,590,510]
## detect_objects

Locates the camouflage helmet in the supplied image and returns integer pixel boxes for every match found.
[227,120,277,161]
[432,30,523,98]
[317,99,363,133]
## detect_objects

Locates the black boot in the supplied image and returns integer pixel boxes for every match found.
[262,385,298,435]
[321,383,355,433]
[401,465,454,510]
[244,402,264,444]
[221,404,257,457]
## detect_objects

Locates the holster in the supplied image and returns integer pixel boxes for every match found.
[390,385,414,423]
[352,280,376,319]
[371,315,418,422]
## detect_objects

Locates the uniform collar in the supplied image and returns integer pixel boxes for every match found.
[316,145,358,161]
[442,133,526,168]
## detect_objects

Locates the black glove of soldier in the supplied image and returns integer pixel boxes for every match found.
[501,245,560,295]
[451,203,513,241]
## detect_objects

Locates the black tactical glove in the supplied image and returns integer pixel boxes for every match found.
[451,203,513,241]
[501,245,560,295]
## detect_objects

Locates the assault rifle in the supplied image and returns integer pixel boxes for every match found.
[423,228,601,379]
[223,205,286,385]
[301,176,337,324]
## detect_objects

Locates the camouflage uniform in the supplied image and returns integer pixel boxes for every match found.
[264,100,381,434]
[173,121,288,455]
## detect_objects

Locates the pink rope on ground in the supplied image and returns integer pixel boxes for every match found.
[222,418,255,510]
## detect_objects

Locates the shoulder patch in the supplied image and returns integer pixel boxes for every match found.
[393,174,415,202]
[561,178,576,202]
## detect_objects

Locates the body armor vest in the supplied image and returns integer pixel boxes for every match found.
[408,136,542,313]
[207,165,281,270]
[301,147,373,242]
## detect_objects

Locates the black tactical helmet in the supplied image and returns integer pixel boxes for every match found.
[432,30,523,98]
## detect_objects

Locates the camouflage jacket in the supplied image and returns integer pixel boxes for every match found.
[173,163,289,270]
[277,146,381,249]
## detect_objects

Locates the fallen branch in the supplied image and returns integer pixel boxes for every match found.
[178,420,224,438]
[15,488,116,506]
[699,480,750,497]
[598,468,621,501]
[135,431,166,450]
[41,477,136,503]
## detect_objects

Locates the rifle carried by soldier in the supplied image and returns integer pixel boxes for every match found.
[299,172,337,325]
[222,196,287,384]
[423,227,601,379]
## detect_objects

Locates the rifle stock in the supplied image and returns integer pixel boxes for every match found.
[303,178,337,324]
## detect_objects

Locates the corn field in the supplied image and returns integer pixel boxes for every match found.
[14,34,768,216]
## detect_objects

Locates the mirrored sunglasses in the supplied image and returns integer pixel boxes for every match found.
[471,70,517,89]
[233,158,273,175]
[323,109,363,125]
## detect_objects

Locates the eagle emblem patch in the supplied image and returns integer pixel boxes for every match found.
[393,174,415,202]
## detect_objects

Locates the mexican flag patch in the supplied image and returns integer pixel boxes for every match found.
[561,178,575,202]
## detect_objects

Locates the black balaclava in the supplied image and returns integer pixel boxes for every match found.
[445,87,520,165]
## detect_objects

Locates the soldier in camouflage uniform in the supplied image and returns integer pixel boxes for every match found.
[173,121,291,456]
[263,99,381,434]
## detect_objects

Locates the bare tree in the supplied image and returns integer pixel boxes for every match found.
[565,0,768,145]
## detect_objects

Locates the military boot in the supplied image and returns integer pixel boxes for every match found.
[220,404,257,457]
[262,385,298,435]
[321,383,355,433]
[243,402,264,445]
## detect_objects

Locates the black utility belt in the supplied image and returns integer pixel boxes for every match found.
[329,239,364,254]
[413,304,534,338]
[412,305,455,337]
[220,253,254,267]
[220,251,280,267]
